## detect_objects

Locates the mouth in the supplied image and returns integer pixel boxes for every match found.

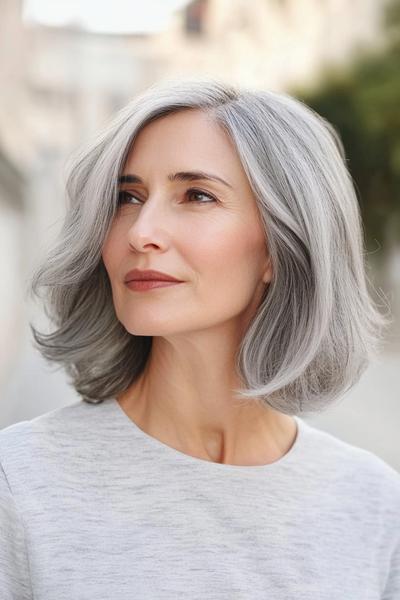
[124,269,183,284]
[125,280,184,291]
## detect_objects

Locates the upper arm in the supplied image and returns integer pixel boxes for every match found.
[382,533,400,600]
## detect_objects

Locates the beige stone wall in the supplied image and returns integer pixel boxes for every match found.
[152,0,391,91]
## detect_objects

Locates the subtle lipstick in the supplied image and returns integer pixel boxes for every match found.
[125,280,183,291]
[124,268,184,291]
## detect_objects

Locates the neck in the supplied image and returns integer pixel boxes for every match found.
[117,337,297,466]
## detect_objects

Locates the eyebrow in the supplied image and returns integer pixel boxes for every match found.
[117,171,233,189]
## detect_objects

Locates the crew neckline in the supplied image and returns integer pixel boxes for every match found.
[106,396,307,473]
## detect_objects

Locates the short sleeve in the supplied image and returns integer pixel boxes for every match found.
[0,462,32,599]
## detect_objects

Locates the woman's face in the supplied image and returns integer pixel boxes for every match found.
[102,108,272,337]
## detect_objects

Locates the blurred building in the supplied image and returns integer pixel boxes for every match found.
[156,0,392,90]
[0,0,32,392]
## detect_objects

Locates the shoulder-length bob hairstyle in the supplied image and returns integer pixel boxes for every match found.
[28,77,389,417]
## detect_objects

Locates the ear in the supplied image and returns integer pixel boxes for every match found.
[262,255,273,284]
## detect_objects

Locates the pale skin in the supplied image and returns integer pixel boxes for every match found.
[101,108,297,466]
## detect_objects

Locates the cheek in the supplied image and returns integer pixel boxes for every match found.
[189,220,266,293]
[101,225,124,274]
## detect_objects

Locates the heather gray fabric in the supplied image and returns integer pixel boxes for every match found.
[0,397,399,599]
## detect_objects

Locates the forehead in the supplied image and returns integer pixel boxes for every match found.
[133,109,225,148]
[124,109,247,185]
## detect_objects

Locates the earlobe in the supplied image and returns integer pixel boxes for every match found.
[262,257,273,284]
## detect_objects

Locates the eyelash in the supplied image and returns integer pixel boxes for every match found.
[117,188,217,206]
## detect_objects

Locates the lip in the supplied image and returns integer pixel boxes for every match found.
[124,269,183,283]
[125,280,183,291]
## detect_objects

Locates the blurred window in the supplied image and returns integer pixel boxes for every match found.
[185,0,207,35]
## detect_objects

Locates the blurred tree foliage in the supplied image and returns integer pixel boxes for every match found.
[291,0,400,253]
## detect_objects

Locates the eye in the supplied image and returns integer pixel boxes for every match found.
[186,188,217,204]
[118,191,141,205]
[117,188,217,206]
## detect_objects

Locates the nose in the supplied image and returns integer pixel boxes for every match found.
[126,195,169,253]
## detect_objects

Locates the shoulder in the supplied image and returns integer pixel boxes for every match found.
[0,398,108,438]
[299,418,400,505]
[0,399,89,442]
[0,399,110,474]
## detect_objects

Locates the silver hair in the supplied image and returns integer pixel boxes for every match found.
[28,77,390,417]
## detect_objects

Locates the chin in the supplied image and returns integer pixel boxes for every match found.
[120,319,176,337]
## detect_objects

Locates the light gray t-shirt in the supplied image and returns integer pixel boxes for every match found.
[0,397,399,599]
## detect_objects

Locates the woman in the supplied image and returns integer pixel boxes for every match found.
[0,78,398,599]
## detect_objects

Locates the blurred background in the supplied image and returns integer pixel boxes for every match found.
[0,0,399,469]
